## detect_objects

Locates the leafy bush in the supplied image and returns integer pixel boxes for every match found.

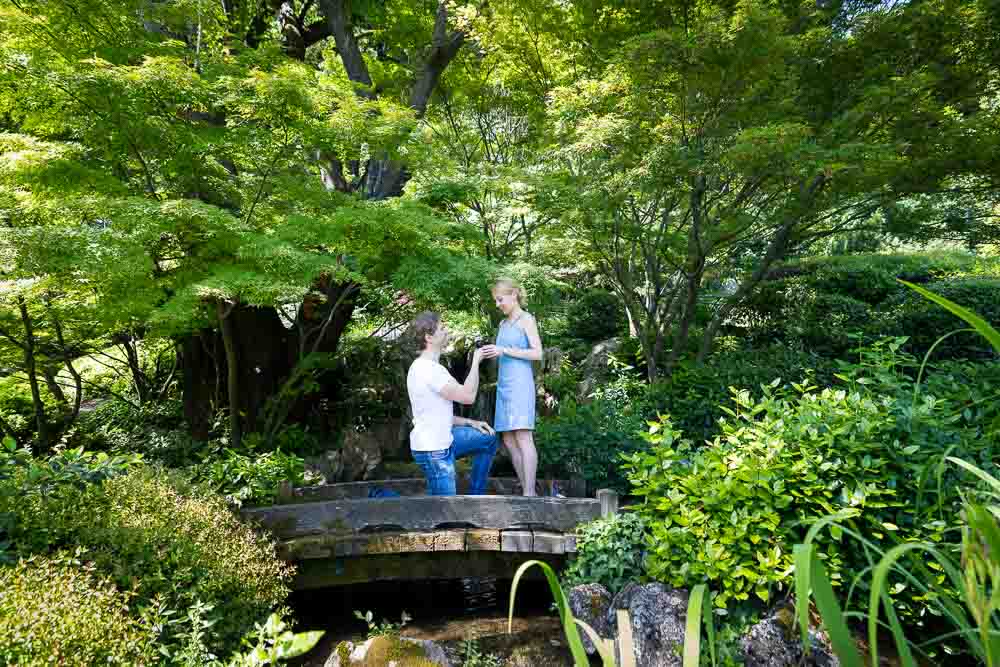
[773,289,873,357]
[623,341,996,611]
[64,398,200,465]
[189,446,310,506]
[637,346,837,443]
[0,374,61,443]
[536,400,645,493]
[0,554,156,666]
[566,289,626,343]
[0,466,293,655]
[789,251,976,304]
[736,252,995,357]
[563,512,648,594]
[881,278,1000,359]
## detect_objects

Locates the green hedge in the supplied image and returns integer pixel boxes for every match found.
[566,289,627,343]
[0,555,156,666]
[637,346,838,443]
[738,253,999,360]
[0,466,292,655]
[536,401,645,493]
[880,278,1000,359]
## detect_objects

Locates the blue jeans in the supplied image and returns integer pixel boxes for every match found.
[412,426,498,496]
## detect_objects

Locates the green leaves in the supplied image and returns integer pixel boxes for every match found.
[563,513,648,594]
[898,280,1000,356]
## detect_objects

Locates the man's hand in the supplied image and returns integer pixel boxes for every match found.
[470,420,495,436]
[480,344,501,359]
[472,347,486,364]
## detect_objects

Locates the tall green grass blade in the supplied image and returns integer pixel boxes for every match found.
[898,280,1000,354]
[868,543,951,667]
[702,586,717,667]
[948,457,1000,496]
[574,618,618,666]
[684,584,705,667]
[809,553,866,667]
[793,544,814,650]
[508,560,592,666]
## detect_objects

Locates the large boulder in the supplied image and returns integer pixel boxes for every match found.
[308,419,406,484]
[324,636,451,666]
[740,607,839,667]
[567,583,614,655]
[578,338,622,400]
[607,582,689,667]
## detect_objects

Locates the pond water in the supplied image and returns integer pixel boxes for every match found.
[290,577,592,666]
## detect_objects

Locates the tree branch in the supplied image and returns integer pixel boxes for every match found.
[319,0,374,92]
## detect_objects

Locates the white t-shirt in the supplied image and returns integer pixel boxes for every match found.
[407,357,455,451]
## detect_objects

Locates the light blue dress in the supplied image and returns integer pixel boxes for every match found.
[494,314,536,432]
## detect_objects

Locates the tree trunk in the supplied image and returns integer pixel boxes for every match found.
[217,301,242,449]
[697,221,795,362]
[42,366,67,406]
[179,331,219,440]
[231,305,293,434]
[119,334,150,404]
[50,309,84,422]
[17,297,48,447]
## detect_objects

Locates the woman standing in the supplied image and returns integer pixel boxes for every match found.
[482,278,543,497]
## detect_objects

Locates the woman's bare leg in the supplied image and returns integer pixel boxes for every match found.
[515,430,538,497]
[502,431,525,491]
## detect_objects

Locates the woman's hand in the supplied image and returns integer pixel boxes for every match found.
[480,344,502,359]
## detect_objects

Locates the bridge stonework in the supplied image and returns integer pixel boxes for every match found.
[242,484,614,589]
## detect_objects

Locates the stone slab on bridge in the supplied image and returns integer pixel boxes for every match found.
[283,476,587,503]
[242,495,602,539]
[242,493,607,589]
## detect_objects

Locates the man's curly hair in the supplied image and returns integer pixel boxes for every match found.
[404,311,440,354]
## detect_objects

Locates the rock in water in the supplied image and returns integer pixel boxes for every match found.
[567,583,613,655]
[740,608,840,667]
[607,582,689,667]
[324,636,451,666]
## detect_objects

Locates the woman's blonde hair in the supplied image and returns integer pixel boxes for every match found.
[491,277,525,306]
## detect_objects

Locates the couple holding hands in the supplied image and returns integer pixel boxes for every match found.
[405,279,543,497]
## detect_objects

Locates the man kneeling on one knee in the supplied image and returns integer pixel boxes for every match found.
[406,311,498,495]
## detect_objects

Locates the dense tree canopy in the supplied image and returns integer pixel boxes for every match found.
[1,0,998,440]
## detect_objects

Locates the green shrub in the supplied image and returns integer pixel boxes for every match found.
[536,400,645,493]
[773,288,873,357]
[736,252,992,354]
[0,466,293,655]
[637,346,837,443]
[190,446,310,506]
[624,338,998,616]
[0,374,61,443]
[0,555,156,666]
[563,512,648,594]
[881,278,1000,359]
[62,397,202,466]
[792,251,976,304]
[566,289,627,343]
[623,393,893,608]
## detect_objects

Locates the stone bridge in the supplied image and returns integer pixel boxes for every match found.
[242,478,617,589]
